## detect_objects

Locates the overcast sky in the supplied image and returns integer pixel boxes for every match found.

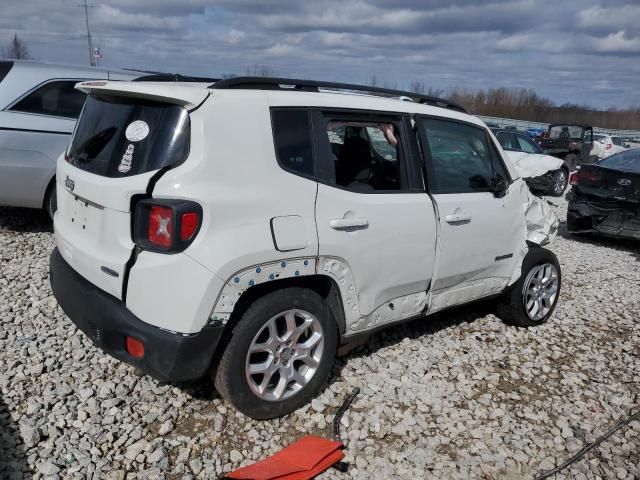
[1,0,639,109]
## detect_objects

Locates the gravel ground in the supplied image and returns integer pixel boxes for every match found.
[0,196,639,480]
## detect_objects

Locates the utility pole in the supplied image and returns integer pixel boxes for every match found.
[81,0,95,66]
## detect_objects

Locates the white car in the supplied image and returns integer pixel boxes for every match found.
[492,129,568,196]
[594,134,625,158]
[50,77,560,418]
[0,60,141,217]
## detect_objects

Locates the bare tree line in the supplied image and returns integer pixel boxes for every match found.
[409,82,640,130]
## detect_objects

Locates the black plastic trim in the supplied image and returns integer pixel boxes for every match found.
[50,248,223,382]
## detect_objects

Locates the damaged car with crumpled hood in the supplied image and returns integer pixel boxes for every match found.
[567,149,640,240]
[491,128,569,197]
[49,76,560,419]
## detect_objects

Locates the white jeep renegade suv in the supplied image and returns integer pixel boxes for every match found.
[50,77,560,419]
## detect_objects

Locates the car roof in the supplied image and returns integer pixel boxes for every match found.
[492,128,527,135]
[78,79,486,128]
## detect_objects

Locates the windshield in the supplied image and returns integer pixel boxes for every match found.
[597,150,640,173]
[67,94,190,178]
[549,126,583,139]
[594,134,606,143]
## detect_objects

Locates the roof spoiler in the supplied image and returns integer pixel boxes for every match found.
[75,81,210,110]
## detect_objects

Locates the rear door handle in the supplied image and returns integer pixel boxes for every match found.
[329,218,369,230]
[445,212,472,223]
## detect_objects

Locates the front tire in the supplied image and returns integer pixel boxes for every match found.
[550,169,568,197]
[214,288,337,419]
[497,247,561,327]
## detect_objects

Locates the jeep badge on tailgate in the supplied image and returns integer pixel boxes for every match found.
[64,176,75,192]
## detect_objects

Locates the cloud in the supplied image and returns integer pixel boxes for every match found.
[0,0,638,108]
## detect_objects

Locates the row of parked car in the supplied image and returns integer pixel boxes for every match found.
[1,60,635,419]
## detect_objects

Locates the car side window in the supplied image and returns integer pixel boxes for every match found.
[496,132,516,150]
[9,80,87,119]
[271,109,314,178]
[321,115,406,192]
[420,118,507,194]
[516,135,539,153]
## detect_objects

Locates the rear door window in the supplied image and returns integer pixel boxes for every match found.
[10,80,87,119]
[67,94,190,177]
[320,115,408,192]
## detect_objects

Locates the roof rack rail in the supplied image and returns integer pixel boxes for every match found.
[210,76,467,113]
[134,73,220,83]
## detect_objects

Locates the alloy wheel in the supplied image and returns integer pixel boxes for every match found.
[245,309,325,401]
[522,263,559,321]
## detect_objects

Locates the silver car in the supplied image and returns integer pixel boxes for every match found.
[0,61,140,217]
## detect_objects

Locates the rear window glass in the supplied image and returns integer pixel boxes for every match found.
[67,94,190,177]
[549,126,582,139]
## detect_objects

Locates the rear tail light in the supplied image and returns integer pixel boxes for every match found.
[134,199,202,253]
[606,143,612,149]
[148,206,173,247]
[569,172,579,186]
[181,212,199,241]
[574,169,602,186]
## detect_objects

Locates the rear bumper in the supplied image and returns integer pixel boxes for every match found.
[49,248,224,382]
[567,191,640,240]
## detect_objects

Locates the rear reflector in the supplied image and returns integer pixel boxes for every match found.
[126,336,145,358]
[148,206,173,247]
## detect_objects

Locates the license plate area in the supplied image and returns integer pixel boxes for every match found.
[68,195,104,236]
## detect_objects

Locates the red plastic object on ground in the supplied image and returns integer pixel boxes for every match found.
[224,435,345,480]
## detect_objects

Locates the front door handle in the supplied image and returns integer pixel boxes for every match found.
[329,217,369,230]
[445,212,472,224]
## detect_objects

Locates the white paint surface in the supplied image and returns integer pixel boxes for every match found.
[505,151,565,178]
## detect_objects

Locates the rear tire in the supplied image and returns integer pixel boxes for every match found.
[564,153,578,171]
[214,288,337,419]
[550,169,568,197]
[44,181,57,220]
[496,247,561,327]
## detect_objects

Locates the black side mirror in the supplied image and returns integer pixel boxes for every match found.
[491,175,508,198]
